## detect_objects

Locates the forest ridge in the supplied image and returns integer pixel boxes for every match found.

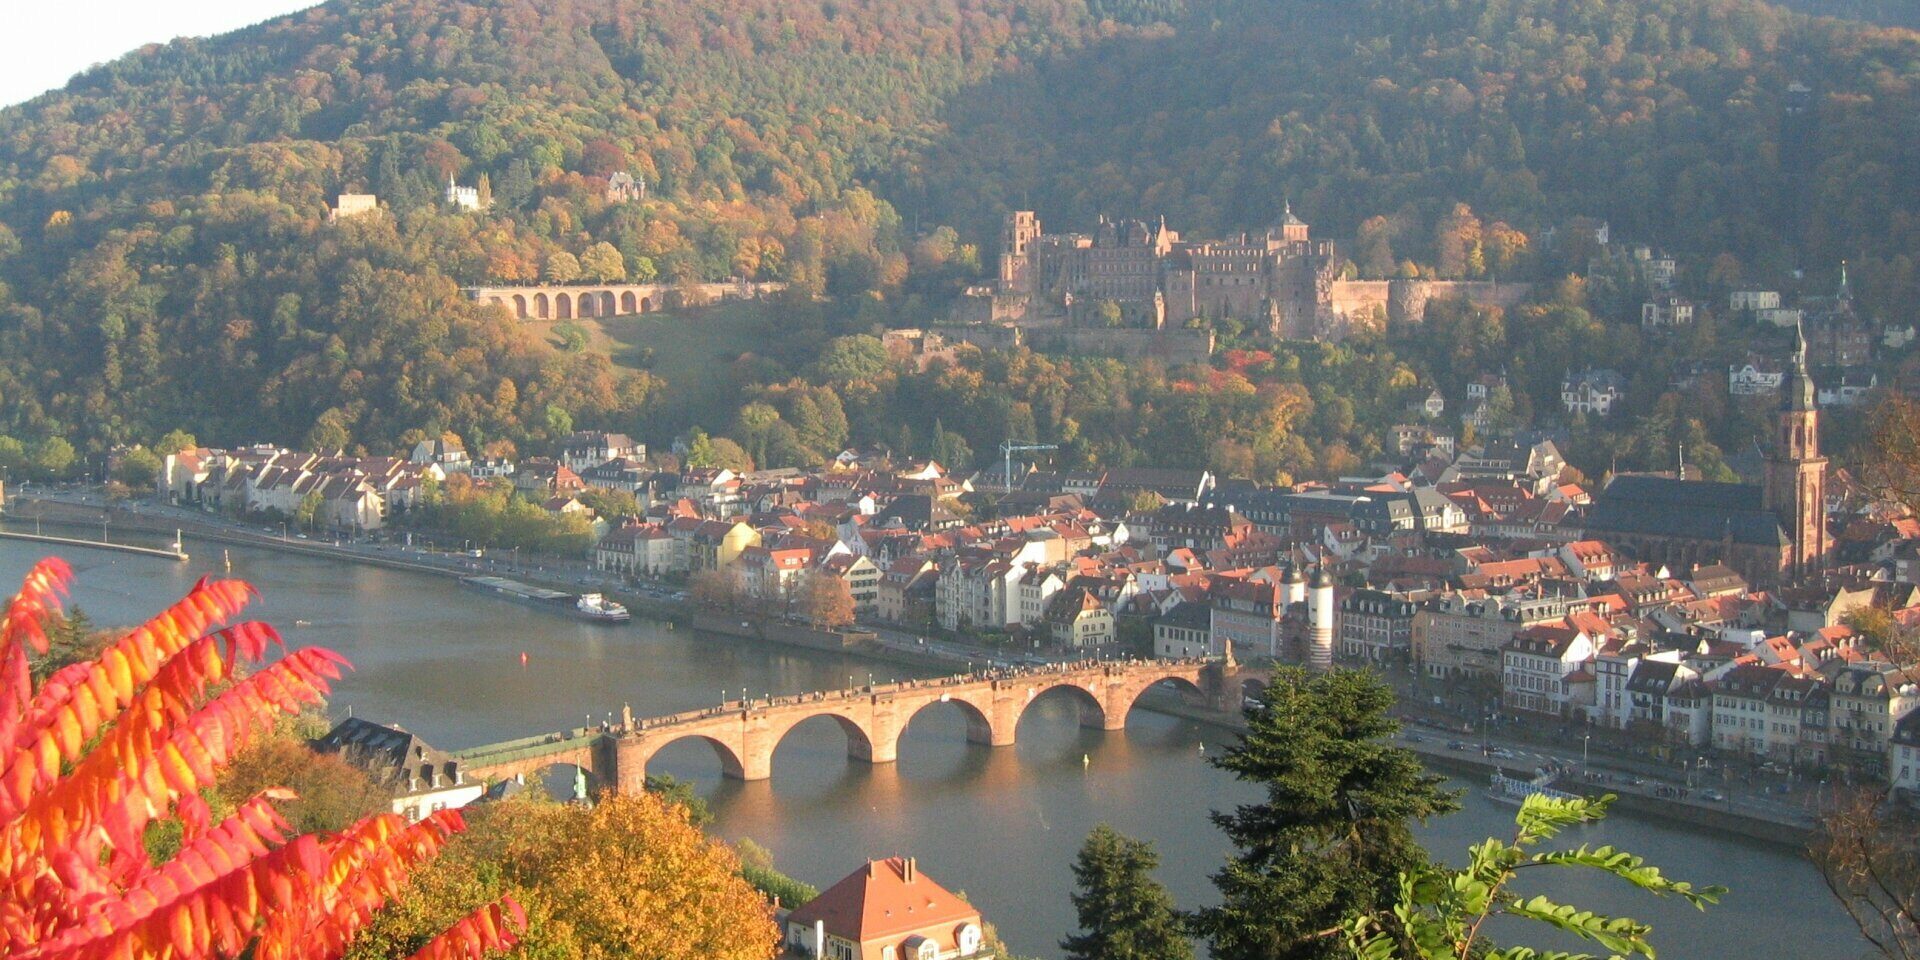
[0,0,1915,457]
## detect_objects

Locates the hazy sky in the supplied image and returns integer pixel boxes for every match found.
[0,1,322,107]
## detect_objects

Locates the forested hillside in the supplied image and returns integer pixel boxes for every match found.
[0,0,1914,460]
[906,0,1920,298]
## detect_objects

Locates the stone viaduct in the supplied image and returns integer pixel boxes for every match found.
[457,660,1254,794]
[466,280,784,320]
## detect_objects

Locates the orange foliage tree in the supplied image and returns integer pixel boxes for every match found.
[0,558,523,960]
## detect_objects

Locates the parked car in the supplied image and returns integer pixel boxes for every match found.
[1701,788,1727,802]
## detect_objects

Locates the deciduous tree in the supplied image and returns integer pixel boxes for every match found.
[1345,794,1722,960]
[797,571,855,629]
[348,794,777,960]
[0,558,522,960]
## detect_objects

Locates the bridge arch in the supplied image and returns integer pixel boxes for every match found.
[621,291,638,313]
[579,292,597,318]
[512,294,528,319]
[556,292,574,319]
[533,292,550,319]
[641,732,748,781]
[900,692,999,751]
[641,295,654,313]
[767,709,880,766]
[1122,674,1208,721]
[1017,681,1108,731]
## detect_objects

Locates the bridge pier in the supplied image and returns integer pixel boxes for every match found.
[738,753,772,782]
[851,734,896,765]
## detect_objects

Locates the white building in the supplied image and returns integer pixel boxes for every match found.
[1728,360,1786,397]
[1730,290,1781,313]
[1641,296,1695,327]
[312,719,485,822]
[1561,369,1626,417]
[1501,625,1596,719]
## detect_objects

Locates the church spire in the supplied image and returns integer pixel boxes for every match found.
[1837,259,1852,301]
[1786,319,1816,412]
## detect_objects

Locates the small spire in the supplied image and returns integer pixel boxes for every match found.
[1837,259,1852,300]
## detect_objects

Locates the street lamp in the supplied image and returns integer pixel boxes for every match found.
[1582,733,1591,768]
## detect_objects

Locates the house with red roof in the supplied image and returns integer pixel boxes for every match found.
[784,858,988,960]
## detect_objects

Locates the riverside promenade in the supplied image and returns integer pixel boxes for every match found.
[0,528,188,562]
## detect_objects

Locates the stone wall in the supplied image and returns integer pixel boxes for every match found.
[1326,279,1534,326]
[1026,328,1215,365]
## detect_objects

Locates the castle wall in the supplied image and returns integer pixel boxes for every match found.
[1026,328,1214,365]
[1326,279,1534,326]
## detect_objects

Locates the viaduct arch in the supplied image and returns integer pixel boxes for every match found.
[466,281,783,320]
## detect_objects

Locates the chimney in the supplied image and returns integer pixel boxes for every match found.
[904,857,916,882]
[815,920,826,960]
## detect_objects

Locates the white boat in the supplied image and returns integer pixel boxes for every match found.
[1486,770,1579,806]
[574,593,631,623]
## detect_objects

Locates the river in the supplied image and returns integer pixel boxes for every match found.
[0,535,1873,959]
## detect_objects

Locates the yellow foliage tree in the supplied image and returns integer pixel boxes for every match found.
[349,793,779,960]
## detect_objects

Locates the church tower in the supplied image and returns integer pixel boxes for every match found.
[1764,325,1829,578]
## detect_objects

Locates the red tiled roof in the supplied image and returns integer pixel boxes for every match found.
[787,858,979,945]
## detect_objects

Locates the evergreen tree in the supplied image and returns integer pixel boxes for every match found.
[1061,825,1192,960]
[1191,668,1459,960]
[497,157,535,211]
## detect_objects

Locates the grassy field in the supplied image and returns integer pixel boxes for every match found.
[523,302,776,432]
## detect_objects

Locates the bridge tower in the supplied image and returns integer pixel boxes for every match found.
[1308,566,1335,671]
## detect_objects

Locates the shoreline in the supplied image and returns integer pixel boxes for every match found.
[4,495,1820,850]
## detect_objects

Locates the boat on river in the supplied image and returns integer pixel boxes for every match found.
[458,574,574,609]
[574,593,631,623]
[1486,769,1579,806]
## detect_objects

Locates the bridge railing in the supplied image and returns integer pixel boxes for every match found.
[457,726,598,766]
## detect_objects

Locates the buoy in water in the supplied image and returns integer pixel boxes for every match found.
[520,651,529,667]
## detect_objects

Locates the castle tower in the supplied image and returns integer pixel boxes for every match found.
[999,211,1040,292]
[1764,324,1829,579]
[1308,566,1335,671]
[1282,563,1306,607]
[1279,199,1310,244]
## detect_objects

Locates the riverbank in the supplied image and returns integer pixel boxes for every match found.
[4,494,1824,849]
[1131,687,1817,851]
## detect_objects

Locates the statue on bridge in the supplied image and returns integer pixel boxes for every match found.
[572,766,591,805]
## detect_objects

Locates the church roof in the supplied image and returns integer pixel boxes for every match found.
[1585,476,1789,547]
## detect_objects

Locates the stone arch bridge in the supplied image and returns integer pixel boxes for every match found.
[457,660,1244,794]
[466,281,783,321]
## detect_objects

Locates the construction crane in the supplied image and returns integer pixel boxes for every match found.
[999,440,1060,493]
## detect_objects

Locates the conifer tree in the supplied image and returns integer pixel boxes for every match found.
[1191,667,1459,960]
[1061,824,1192,960]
